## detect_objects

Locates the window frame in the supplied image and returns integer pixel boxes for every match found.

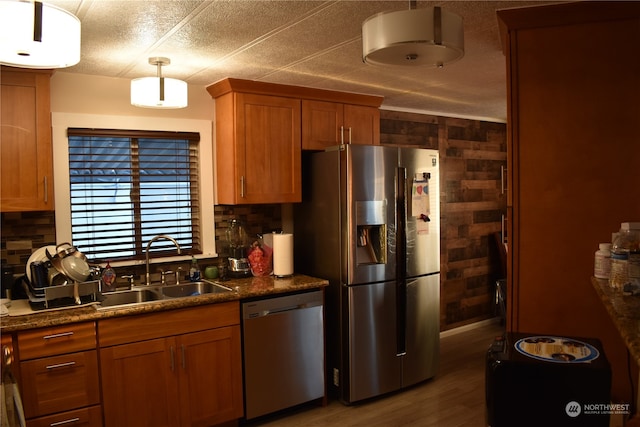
[52,113,217,269]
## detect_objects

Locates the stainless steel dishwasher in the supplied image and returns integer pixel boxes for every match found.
[242,290,325,420]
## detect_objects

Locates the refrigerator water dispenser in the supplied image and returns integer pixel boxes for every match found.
[355,200,387,265]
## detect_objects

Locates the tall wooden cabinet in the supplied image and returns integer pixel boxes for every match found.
[498,2,640,402]
[0,67,54,211]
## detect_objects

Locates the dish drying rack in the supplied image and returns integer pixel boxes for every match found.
[23,280,101,310]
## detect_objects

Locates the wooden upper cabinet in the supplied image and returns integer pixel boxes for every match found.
[302,100,380,150]
[1,67,54,212]
[343,103,380,146]
[214,91,302,204]
[207,78,383,204]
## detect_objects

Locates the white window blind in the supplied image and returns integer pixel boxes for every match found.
[67,128,200,261]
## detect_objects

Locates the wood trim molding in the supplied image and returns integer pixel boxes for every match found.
[207,77,384,107]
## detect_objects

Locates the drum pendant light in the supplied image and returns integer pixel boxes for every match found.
[0,0,81,69]
[362,3,464,68]
[131,57,188,109]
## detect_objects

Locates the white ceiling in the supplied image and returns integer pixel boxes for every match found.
[49,0,560,122]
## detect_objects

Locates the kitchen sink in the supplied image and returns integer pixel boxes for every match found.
[161,281,232,298]
[97,280,233,309]
[100,288,162,308]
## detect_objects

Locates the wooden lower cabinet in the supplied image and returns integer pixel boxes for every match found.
[99,303,243,427]
[21,350,100,418]
[178,327,243,426]
[16,322,101,425]
[100,338,178,427]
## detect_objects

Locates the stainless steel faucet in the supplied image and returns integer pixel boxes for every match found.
[145,235,181,286]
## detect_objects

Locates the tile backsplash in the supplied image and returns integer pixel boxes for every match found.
[1,211,57,270]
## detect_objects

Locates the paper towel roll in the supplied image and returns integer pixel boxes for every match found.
[273,233,294,277]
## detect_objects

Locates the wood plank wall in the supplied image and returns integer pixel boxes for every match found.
[380,109,507,330]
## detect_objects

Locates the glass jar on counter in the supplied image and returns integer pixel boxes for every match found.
[247,235,273,277]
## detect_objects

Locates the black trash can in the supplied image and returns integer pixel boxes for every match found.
[486,332,613,427]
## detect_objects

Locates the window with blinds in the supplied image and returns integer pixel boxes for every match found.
[67,128,201,262]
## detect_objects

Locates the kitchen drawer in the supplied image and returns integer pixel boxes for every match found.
[27,405,102,427]
[21,350,100,418]
[18,322,96,360]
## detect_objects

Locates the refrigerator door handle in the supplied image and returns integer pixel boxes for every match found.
[396,166,407,356]
[396,279,407,357]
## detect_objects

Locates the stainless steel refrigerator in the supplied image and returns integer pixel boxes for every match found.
[294,144,440,404]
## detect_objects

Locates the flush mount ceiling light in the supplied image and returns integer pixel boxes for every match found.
[362,2,464,68]
[131,57,188,109]
[0,0,81,69]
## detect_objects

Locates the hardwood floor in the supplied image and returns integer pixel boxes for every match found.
[243,320,505,427]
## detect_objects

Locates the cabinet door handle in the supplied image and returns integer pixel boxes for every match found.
[501,214,508,245]
[43,331,74,340]
[500,165,507,195]
[240,176,245,198]
[170,346,175,371]
[50,417,80,426]
[348,127,352,144]
[340,126,344,144]
[181,344,186,370]
[44,176,48,203]
[46,361,76,370]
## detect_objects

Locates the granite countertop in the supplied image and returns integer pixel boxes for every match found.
[591,277,640,365]
[0,274,328,332]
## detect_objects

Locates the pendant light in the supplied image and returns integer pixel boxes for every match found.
[0,0,81,69]
[130,57,188,109]
[362,2,464,68]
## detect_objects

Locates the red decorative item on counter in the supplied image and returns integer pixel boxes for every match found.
[247,239,273,277]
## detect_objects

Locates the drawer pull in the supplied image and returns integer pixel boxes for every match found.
[43,331,74,340]
[45,361,76,370]
[50,417,80,426]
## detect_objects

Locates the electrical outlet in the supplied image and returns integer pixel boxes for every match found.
[333,368,339,386]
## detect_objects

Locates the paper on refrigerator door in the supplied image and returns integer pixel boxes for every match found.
[412,174,431,234]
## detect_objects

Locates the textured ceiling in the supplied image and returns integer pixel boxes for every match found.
[48,0,560,121]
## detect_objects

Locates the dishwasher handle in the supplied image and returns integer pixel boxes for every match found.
[243,291,323,320]
[250,302,321,319]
